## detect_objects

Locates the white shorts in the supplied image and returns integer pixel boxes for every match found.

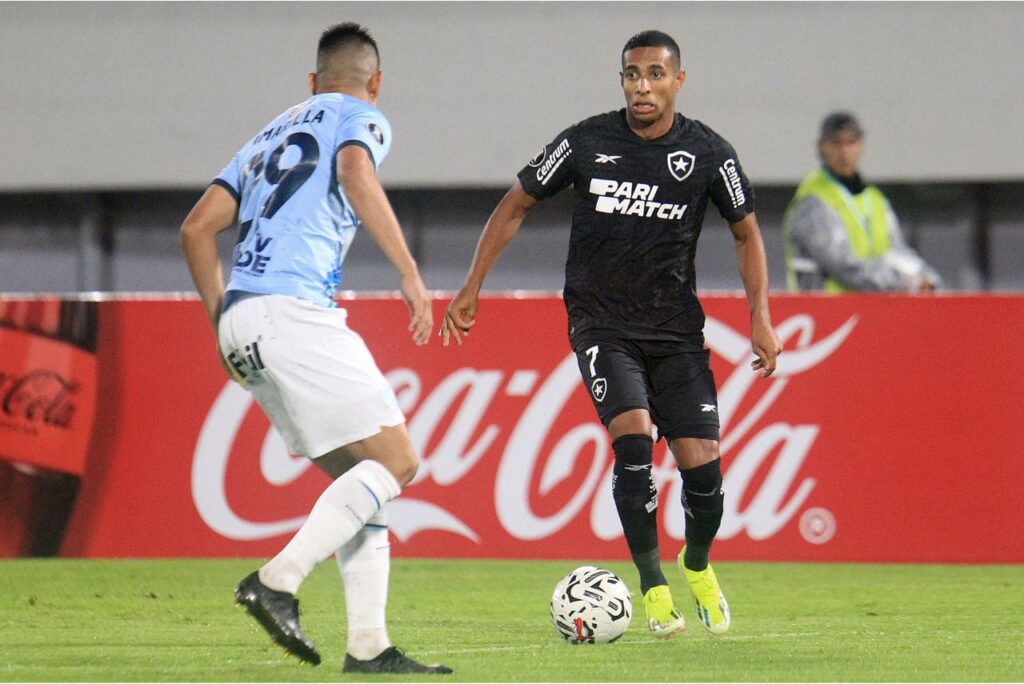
[217,293,405,459]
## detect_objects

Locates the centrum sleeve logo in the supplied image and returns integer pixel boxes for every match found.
[535,138,572,185]
[719,158,746,208]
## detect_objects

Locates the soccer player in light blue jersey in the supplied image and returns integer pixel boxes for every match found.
[181,23,451,675]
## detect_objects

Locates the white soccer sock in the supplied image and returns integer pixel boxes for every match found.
[336,506,392,660]
[259,460,401,595]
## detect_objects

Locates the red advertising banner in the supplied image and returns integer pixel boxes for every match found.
[45,294,1024,563]
[0,326,98,475]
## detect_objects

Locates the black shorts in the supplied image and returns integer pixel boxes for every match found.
[573,335,720,442]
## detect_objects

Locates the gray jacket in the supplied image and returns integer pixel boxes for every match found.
[784,193,942,292]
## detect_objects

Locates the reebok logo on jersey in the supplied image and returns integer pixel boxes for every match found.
[534,138,572,185]
[667,150,696,181]
[595,153,621,164]
[589,178,687,220]
[719,159,745,208]
[700,404,717,413]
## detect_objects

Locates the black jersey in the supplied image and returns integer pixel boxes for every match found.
[517,109,754,346]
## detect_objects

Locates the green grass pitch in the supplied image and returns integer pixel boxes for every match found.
[1,558,1021,682]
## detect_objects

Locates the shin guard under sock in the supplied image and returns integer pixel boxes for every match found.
[679,458,724,572]
[336,507,392,660]
[612,434,666,594]
[260,460,401,594]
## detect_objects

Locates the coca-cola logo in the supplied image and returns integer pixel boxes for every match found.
[0,369,78,430]
[192,313,857,549]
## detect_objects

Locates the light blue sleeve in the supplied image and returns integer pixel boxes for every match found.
[336,109,392,169]
[212,150,244,201]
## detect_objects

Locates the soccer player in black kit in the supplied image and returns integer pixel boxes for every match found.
[442,30,782,638]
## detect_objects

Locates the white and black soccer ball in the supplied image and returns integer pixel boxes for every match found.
[550,566,632,644]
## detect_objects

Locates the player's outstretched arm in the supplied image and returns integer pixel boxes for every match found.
[180,185,239,332]
[441,181,537,347]
[337,144,433,346]
[729,212,783,377]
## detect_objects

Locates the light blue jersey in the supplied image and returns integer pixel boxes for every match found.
[213,93,392,308]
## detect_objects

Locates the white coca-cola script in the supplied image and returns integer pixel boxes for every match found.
[191,314,856,548]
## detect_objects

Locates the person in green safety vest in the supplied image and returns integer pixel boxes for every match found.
[783,112,941,293]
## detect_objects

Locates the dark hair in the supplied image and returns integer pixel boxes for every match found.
[819,111,864,142]
[622,30,681,68]
[317,22,380,74]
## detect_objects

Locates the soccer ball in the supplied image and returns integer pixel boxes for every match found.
[550,566,632,644]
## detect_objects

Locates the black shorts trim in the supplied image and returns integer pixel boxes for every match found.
[597,404,651,429]
[661,424,721,442]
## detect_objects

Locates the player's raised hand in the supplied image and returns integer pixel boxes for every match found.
[441,287,478,347]
[750,320,783,377]
[401,273,433,345]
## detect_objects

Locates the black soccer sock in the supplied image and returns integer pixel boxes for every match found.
[679,459,724,572]
[612,434,666,594]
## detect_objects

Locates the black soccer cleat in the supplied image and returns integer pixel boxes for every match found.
[234,571,321,666]
[342,646,453,675]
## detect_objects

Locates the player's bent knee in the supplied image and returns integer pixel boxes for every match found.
[670,437,720,470]
[394,451,419,488]
[386,427,421,486]
[376,447,418,488]
[607,409,652,439]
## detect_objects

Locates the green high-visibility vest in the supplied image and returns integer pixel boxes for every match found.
[785,169,892,293]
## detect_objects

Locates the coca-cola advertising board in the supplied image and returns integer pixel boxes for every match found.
[1,299,99,557]
[0,313,97,475]
[45,294,1024,563]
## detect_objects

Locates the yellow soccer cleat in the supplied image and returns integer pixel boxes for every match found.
[643,585,685,639]
[678,548,731,635]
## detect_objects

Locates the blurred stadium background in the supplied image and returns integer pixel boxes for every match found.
[2,5,1023,680]
[1,1,1022,294]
